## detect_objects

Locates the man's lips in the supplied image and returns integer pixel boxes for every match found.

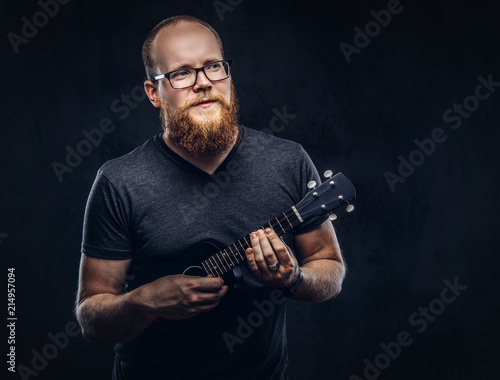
[194,99,217,107]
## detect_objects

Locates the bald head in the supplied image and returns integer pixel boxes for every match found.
[142,16,224,81]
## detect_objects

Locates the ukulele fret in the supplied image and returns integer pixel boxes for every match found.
[235,245,245,262]
[227,245,242,263]
[215,253,228,273]
[287,209,301,228]
[201,260,212,276]
[232,243,243,262]
[222,251,234,268]
[242,236,250,247]
[290,209,301,228]
[283,212,293,229]
[208,256,221,277]
[237,240,247,254]
[275,217,286,234]
[222,248,232,266]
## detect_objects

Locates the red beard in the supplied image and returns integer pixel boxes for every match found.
[160,83,239,158]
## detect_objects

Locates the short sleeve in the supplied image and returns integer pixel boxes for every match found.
[292,146,329,235]
[81,170,133,259]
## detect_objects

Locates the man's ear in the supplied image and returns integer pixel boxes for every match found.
[144,80,161,108]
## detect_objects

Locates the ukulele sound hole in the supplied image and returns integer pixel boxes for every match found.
[183,266,206,277]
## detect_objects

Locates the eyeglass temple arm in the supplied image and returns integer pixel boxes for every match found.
[151,60,231,82]
[151,74,166,82]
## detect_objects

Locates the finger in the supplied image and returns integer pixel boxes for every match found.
[264,228,292,265]
[192,276,225,292]
[193,301,223,314]
[251,231,272,273]
[205,273,227,286]
[257,229,279,266]
[191,287,228,305]
[245,245,262,279]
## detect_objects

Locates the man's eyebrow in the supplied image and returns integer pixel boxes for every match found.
[169,58,222,71]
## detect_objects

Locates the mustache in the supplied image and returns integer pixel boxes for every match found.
[183,94,229,109]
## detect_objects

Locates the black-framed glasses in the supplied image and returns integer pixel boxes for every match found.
[152,59,232,89]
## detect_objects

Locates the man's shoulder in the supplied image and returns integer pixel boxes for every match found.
[98,134,159,181]
[241,125,303,152]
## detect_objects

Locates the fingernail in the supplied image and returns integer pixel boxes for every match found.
[265,228,272,235]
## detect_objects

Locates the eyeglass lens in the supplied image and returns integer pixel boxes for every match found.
[170,61,230,88]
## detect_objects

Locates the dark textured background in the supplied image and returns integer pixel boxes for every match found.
[1,0,499,379]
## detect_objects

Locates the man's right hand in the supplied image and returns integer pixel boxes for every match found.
[137,274,228,320]
[76,255,228,343]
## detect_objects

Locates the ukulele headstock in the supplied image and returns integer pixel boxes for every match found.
[296,171,356,221]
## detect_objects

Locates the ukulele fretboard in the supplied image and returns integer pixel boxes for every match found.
[201,207,302,277]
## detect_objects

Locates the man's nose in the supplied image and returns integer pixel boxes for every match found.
[193,70,212,92]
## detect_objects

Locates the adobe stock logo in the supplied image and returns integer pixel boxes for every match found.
[222,289,286,354]
[384,73,499,192]
[51,78,148,183]
[213,0,243,21]
[350,277,467,380]
[7,0,71,54]
[16,321,81,380]
[339,0,411,64]
[51,119,116,183]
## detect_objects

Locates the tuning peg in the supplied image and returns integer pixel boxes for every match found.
[346,204,355,213]
[323,170,333,179]
[328,213,337,221]
[307,181,317,190]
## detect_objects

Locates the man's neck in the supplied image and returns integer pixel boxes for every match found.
[162,132,237,175]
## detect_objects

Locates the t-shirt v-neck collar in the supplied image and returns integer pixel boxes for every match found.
[153,125,244,177]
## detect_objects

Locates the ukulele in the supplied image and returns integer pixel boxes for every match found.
[126,171,356,291]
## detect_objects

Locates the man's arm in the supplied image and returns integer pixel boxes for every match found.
[245,220,345,302]
[75,255,228,343]
[292,220,345,301]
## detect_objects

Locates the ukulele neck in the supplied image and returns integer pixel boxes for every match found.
[200,207,302,277]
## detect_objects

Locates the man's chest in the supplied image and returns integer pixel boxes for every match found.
[125,169,299,265]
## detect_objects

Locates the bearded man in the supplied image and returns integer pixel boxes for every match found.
[76,15,345,380]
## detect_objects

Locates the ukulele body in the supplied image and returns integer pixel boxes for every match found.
[126,240,238,292]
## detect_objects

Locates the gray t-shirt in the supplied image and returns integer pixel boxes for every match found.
[82,125,327,379]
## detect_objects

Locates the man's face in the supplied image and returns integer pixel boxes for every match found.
[148,21,238,157]
[152,21,231,123]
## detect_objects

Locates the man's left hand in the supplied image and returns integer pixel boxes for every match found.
[245,228,299,288]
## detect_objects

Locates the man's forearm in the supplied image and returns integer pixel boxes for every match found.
[76,289,156,343]
[291,258,345,302]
